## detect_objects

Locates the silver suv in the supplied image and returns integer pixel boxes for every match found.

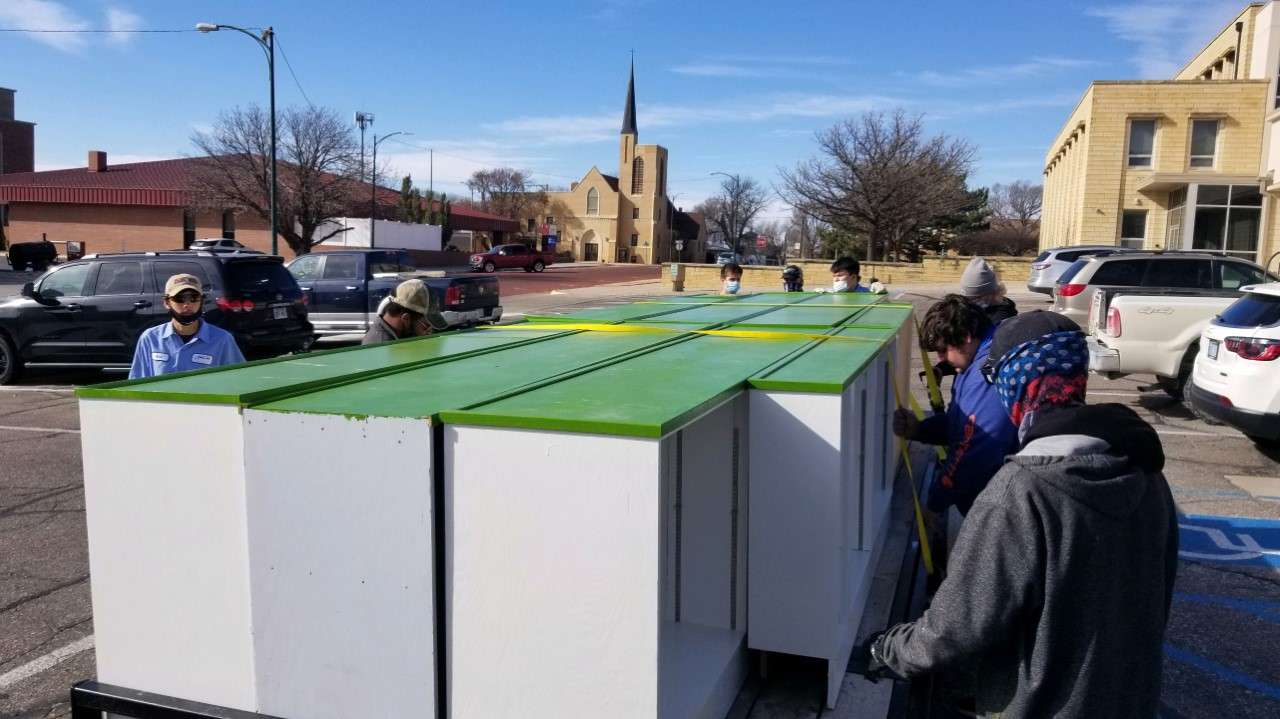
[1051,251,1275,325]
[1027,245,1132,295]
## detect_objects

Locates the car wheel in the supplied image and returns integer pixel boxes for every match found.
[484,261,496,273]
[1159,343,1198,401]
[533,261,545,272]
[12,261,26,272]
[0,333,22,385]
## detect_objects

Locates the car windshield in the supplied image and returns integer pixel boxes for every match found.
[1217,292,1280,328]
[225,261,301,299]
[1056,259,1089,284]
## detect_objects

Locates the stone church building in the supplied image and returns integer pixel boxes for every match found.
[526,64,699,264]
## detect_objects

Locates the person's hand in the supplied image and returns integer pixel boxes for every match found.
[892,408,919,439]
[855,631,903,682]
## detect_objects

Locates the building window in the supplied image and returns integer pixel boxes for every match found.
[221,209,236,240]
[527,218,537,232]
[1190,119,1219,168]
[0,204,7,226]
[630,233,639,247]
[632,157,645,194]
[1127,119,1155,167]
[657,158,666,196]
[632,207,640,220]
[545,216,553,225]
[1166,188,1186,248]
[1191,184,1261,259]
[182,210,196,248]
[586,188,599,215]
[1120,210,1147,249]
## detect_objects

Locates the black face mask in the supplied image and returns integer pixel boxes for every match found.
[169,307,202,326]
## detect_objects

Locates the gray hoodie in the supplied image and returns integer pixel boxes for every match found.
[878,404,1178,718]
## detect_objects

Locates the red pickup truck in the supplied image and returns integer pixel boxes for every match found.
[470,243,555,273]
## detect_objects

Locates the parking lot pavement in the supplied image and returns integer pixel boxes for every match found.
[0,284,1276,717]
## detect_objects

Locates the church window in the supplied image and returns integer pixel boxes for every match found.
[587,188,599,215]
[633,207,640,219]
[632,158,645,194]
[630,233,639,247]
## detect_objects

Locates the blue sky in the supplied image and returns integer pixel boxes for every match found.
[0,0,1247,222]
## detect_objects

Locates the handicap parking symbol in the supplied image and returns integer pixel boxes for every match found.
[1178,514,1280,569]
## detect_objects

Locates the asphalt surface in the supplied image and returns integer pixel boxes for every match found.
[0,281,1277,718]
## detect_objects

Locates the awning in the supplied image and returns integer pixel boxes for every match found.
[1137,173,1264,194]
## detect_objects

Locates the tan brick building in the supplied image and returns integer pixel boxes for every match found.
[522,63,701,264]
[1042,1,1280,270]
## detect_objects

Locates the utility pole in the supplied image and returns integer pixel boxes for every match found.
[355,111,374,202]
[429,149,433,196]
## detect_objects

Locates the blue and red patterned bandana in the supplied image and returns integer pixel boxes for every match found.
[994,330,1088,426]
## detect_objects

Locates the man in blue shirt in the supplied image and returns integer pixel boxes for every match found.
[893,295,1018,516]
[129,273,245,379]
[829,257,872,293]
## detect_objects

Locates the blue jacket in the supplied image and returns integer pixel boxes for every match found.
[916,328,1018,515]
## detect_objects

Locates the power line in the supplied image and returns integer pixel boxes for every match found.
[385,137,582,183]
[0,28,196,33]
[273,36,314,108]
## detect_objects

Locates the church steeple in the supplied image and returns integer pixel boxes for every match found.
[621,56,637,137]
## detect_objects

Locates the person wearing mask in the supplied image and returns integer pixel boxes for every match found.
[129,274,245,379]
[720,262,744,295]
[828,256,871,293]
[863,311,1178,719]
[961,257,1017,325]
[894,295,1018,517]
[782,264,804,292]
[363,280,432,345]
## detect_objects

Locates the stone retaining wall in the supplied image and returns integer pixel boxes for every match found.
[663,256,1036,292]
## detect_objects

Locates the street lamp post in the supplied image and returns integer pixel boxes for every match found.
[197,22,279,256]
[370,131,411,249]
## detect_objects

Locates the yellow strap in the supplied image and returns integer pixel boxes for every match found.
[887,354,936,577]
[908,390,948,462]
[914,315,946,415]
[486,322,892,344]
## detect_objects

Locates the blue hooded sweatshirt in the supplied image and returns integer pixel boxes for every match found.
[916,326,1018,515]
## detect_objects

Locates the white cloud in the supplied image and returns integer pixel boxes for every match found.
[1087,1,1243,78]
[485,93,902,145]
[0,0,90,52]
[670,64,775,78]
[105,7,142,45]
[913,57,1097,85]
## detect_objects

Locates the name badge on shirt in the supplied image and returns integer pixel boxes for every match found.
[192,353,214,365]
[151,352,169,362]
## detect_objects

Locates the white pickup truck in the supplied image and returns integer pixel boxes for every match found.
[1086,288,1239,399]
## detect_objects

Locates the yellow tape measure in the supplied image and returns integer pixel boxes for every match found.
[887,354,936,577]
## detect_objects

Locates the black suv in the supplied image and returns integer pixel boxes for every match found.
[0,251,313,383]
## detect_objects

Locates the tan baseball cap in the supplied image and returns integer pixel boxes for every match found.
[164,273,202,297]
[389,280,429,315]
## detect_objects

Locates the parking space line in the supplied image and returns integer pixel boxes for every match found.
[0,425,80,435]
[0,387,75,393]
[0,634,94,691]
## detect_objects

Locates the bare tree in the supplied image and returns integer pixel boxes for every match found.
[190,105,362,255]
[785,206,822,259]
[465,168,547,230]
[990,181,1042,237]
[695,174,770,257]
[778,110,976,261]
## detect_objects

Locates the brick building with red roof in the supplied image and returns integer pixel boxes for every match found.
[0,151,518,259]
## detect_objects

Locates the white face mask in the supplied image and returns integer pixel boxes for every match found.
[724,280,741,294]
[832,279,849,293]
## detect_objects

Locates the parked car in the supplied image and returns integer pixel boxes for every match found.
[6,240,58,272]
[1188,282,1280,446]
[287,249,501,336]
[1052,251,1273,325]
[0,251,313,384]
[469,244,554,273]
[190,238,260,254]
[1027,245,1132,295]
[714,252,739,266]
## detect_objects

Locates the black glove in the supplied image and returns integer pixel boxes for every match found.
[856,631,907,683]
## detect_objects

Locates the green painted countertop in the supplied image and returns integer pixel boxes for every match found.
[75,327,572,405]
[440,331,819,438]
[749,306,914,393]
[794,292,888,306]
[731,305,862,328]
[258,327,697,420]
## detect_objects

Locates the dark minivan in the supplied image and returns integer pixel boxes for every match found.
[0,251,313,384]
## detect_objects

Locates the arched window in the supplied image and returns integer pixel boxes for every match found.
[632,157,645,195]
[586,187,599,215]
